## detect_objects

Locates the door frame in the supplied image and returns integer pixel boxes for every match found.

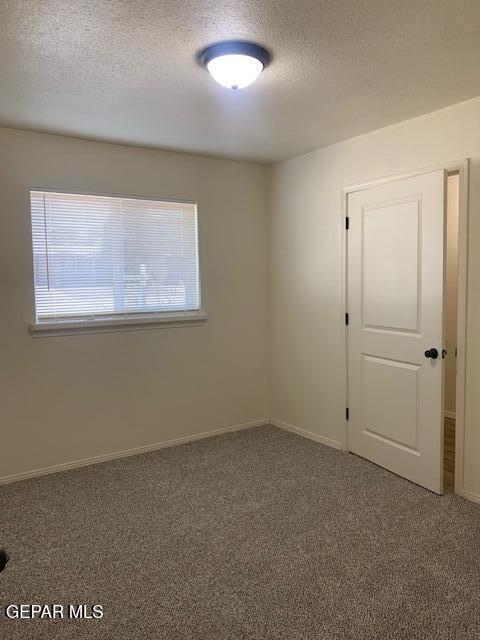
[340,159,470,495]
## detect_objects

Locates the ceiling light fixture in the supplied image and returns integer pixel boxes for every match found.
[199,41,271,90]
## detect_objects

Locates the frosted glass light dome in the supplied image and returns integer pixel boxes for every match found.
[199,41,271,90]
[207,54,264,90]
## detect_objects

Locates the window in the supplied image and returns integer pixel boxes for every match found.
[30,190,202,330]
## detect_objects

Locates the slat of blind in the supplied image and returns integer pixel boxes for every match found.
[30,191,200,322]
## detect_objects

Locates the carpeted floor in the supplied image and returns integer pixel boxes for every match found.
[1,424,480,639]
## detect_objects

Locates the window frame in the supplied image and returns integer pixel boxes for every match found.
[28,187,207,336]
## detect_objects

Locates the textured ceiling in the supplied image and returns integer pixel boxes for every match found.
[1,1,480,163]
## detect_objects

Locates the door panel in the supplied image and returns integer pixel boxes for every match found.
[347,171,446,493]
[362,355,419,451]
[363,199,420,331]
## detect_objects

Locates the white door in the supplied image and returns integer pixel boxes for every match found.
[347,170,446,493]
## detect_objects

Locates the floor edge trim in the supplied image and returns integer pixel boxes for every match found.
[0,418,269,485]
[461,489,480,505]
[271,418,343,450]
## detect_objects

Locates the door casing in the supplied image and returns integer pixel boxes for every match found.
[340,159,469,495]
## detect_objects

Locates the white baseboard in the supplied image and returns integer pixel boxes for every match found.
[0,418,268,486]
[4,416,479,503]
[461,490,480,505]
[271,418,343,450]
[444,410,456,420]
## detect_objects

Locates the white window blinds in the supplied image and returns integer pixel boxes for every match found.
[30,190,200,323]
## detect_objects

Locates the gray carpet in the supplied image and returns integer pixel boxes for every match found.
[1,425,480,639]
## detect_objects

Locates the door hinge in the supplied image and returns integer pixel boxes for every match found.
[345,216,350,230]
[345,312,349,325]
[346,407,349,420]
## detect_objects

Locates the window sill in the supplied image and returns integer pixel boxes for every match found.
[29,311,208,337]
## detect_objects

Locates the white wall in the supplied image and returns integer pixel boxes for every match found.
[3,97,480,497]
[0,127,269,480]
[269,97,480,499]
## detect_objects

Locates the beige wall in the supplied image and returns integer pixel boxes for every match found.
[269,97,480,499]
[0,127,269,479]
[444,173,459,416]
[3,97,480,496]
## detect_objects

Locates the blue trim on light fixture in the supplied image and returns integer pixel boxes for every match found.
[198,40,271,70]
